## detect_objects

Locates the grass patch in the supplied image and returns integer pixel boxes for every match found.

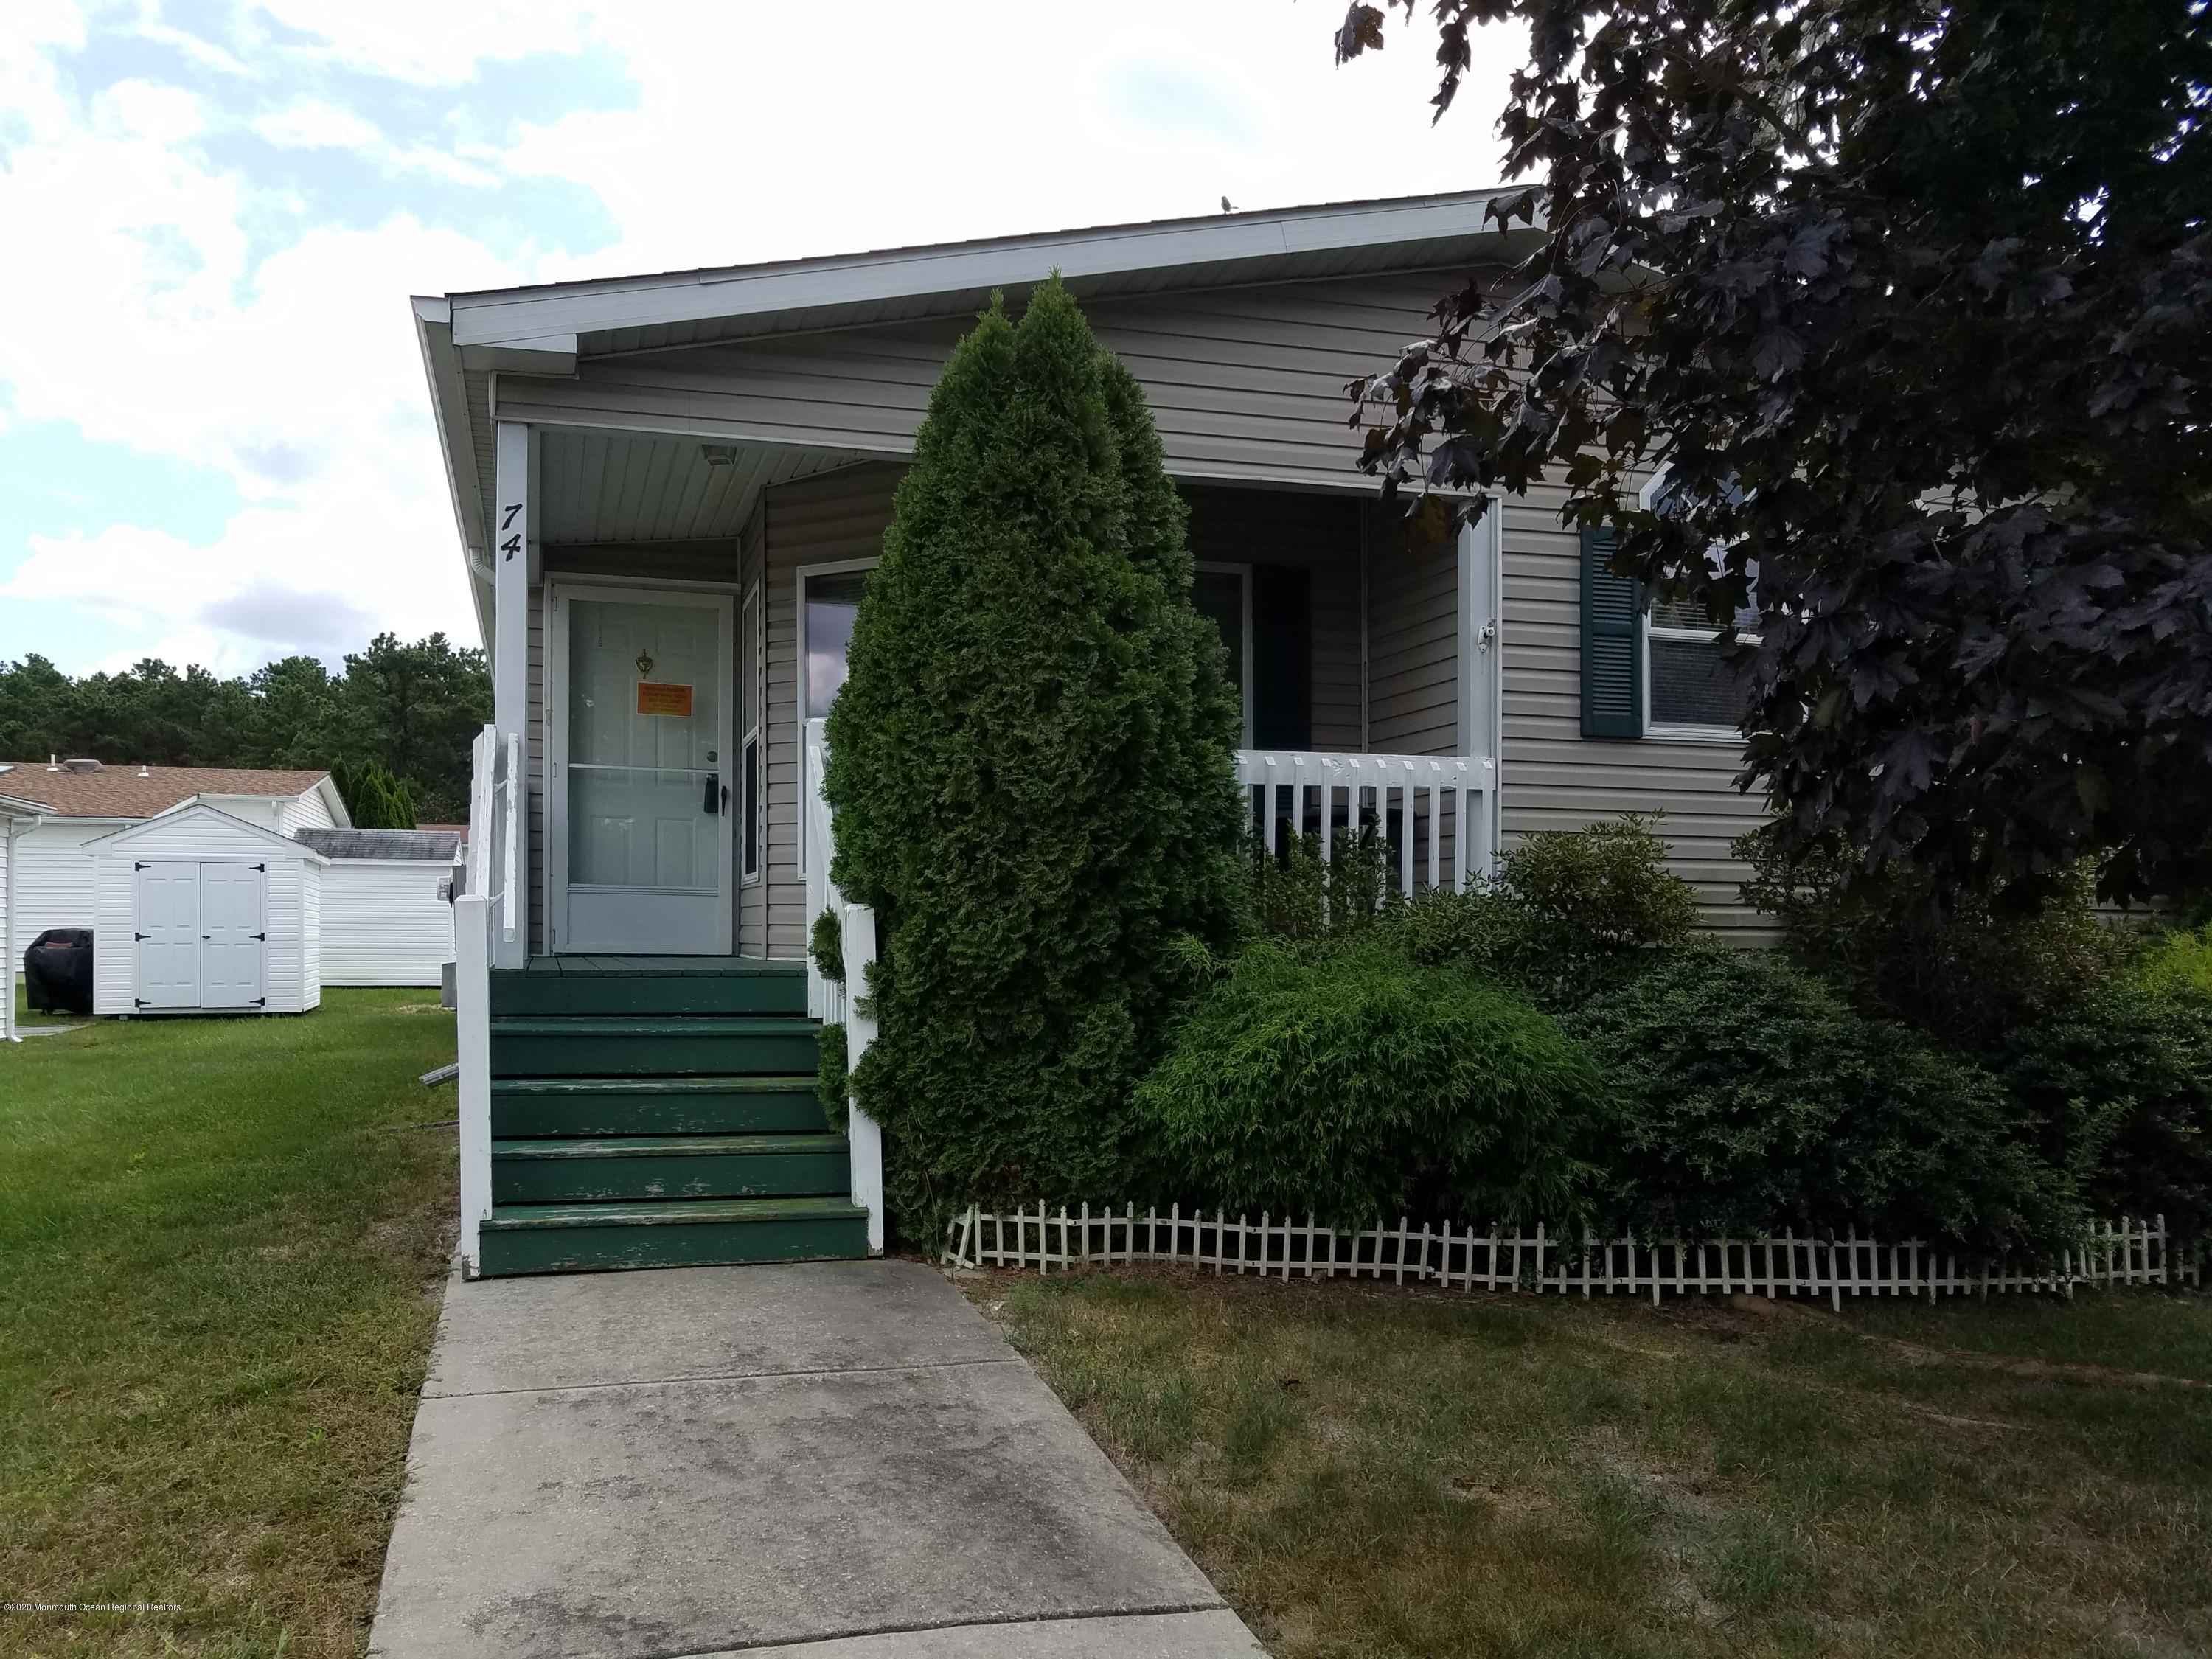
[967,1268,2212,1658]
[1,989,456,1658]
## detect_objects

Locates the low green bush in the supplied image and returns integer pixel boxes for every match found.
[1987,982,2212,1239]
[1568,944,2078,1255]
[2130,922,2212,1001]
[1736,827,2131,1046]
[1256,813,1700,1006]
[1132,943,1609,1228]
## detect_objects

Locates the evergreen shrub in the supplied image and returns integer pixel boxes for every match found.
[1568,944,2076,1254]
[815,1022,848,1131]
[331,757,416,830]
[1986,982,2212,1240]
[1736,826,2129,1046]
[1132,943,1608,1228]
[821,279,1247,1237]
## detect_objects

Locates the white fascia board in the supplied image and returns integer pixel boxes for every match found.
[459,335,579,375]
[0,794,51,819]
[446,190,1526,349]
[414,296,487,553]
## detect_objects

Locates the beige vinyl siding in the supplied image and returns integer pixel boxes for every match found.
[1497,485,1773,934]
[1182,486,1363,750]
[1366,511,1459,755]
[493,271,1474,495]
[501,263,1781,942]
[738,499,769,955]
[761,465,903,958]
[524,582,545,953]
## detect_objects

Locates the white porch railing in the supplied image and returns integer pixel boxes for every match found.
[454,722,521,1277]
[801,717,885,1254]
[1240,748,1498,894]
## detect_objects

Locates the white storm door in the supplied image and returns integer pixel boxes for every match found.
[136,862,201,1008]
[199,863,266,1009]
[552,586,735,955]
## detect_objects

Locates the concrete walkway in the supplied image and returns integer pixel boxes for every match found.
[368,1261,1265,1659]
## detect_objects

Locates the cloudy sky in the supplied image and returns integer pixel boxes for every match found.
[0,1,1519,678]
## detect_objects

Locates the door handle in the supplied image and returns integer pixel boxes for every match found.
[720,784,731,815]
[703,773,720,814]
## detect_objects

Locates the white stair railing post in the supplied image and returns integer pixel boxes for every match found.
[844,902,885,1255]
[453,891,493,1276]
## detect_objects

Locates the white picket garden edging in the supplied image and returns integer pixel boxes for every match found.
[945,1204,2201,1310]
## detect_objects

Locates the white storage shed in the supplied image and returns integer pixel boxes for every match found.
[296,828,461,987]
[85,804,327,1016]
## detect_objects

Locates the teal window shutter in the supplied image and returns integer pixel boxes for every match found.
[1580,528,1645,738]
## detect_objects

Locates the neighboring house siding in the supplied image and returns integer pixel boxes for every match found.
[1366,512,1461,756]
[280,787,338,837]
[7,821,114,961]
[321,862,456,986]
[1497,484,1772,933]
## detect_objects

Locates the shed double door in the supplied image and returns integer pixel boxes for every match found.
[136,862,266,1009]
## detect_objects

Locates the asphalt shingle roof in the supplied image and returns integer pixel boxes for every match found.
[0,762,330,820]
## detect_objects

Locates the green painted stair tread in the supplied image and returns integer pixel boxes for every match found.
[493,1076,817,1096]
[490,1017,820,1037]
[491,1133,849,1161]
[483,1196,866,1230]
[501,956,806,977]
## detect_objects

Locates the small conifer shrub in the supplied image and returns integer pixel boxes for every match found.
[823,278,1247,1236]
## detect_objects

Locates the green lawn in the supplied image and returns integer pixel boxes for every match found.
[1,986,456,1658]
[969,1267,2212,1659]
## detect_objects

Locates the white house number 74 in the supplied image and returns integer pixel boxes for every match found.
[501,502,523,561]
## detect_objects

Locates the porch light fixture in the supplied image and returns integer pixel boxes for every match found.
[700,444,738,467]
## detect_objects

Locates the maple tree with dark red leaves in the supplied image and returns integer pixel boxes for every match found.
[1337,0,2211,906]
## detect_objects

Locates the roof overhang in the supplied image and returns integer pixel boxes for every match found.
[414,188,1542,647]
[0,793,50,822]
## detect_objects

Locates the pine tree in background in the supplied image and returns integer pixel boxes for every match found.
[823,277,1247,1237]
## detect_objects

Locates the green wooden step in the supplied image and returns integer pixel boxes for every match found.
[491,1133,850,1203]
[492,1077,830,1138]
[491,966,806,1018]
[490,1017,820,1079]
[478,1196,869,1276]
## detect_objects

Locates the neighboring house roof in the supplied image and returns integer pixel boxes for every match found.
[296,827,462,861]
[81,801,331,863]
[0,763,333,820]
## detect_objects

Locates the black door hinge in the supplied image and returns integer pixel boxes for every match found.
[134,931,147,941]
[135,861,147,870]
[254,997,267,1007]
[253,933,265,942]
[133,998,146,1008]
[252,863,265,872]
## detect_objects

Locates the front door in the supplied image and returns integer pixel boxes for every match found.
[550,585,735,955]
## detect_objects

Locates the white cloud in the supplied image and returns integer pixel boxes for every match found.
[0,0,1526,677]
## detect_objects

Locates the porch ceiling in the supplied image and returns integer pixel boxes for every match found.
[538,429,866,547]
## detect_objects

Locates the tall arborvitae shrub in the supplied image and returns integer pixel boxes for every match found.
[331,758,416,830]
[823,278,1247,1236]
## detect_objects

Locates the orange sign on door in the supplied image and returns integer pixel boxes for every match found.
[636,681,694,717]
